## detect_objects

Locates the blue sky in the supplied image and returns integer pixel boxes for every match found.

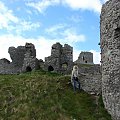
[0,0,108,64]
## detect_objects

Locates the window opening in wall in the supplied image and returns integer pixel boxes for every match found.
[26,66,32,72]
[82,56,85,61]
[114,28,120,39]
[52,47,56,49]
[48,66,54,71]
[85,61,87,63]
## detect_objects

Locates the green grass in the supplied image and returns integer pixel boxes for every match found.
[0,70,112,120]
[79,64,94,67]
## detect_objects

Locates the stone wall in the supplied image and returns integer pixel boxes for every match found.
[22,43,39,72]
[45,42,62,72]
[0,58,21,74]
[77,64,101,75]
[61,44,73,74]
[75,52,93,64]
[73,63,102,95]
[45,42,73,74]
[8,46,25,67]
[100,0,120,119]
[79,74,101,95]
[0,43,39,74]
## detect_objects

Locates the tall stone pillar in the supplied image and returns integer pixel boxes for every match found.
[100,0,120,120]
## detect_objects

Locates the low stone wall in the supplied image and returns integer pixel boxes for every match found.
[79,74,102,95]
[78,64,101,75]
[0,61,21,74]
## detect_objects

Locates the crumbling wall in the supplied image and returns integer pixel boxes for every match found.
[61,44,73,74]
[0,58,11,74]
[77,64,101,75]
[75,52,93,64]
[100,0,120,119]
[0,43,39,74]
[0,58,21,74]
[75,63,102,95]
[79,74,101,95]
[8,46,25,67]
[22,43,39,72]
[45,42,73,74]
[45,42,62,72]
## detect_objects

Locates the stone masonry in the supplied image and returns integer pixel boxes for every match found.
[74,63,101,95]
[0,43,39,74]
[100,0,120,119]
[22,43,39,72]
[44,42,73,74]
[75,52,93,64]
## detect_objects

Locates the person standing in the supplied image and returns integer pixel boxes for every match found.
[71,65,80,91]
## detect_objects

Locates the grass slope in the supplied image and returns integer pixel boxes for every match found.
[0,70,112,120]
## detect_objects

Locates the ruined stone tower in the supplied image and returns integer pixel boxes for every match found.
[100,0,120,119]
[8,46,25,67]
[22,43,39,72]
[0,43,39,74]
[45,42,73,74]
[75,52,93,64]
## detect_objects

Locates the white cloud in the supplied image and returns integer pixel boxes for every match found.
[15,21,41,35]
[45,24,66,34]
[26,0,60,14]
[0,1,19,29]
[100,0,109,4]
[46,24,86,45]
[26,0,104,13]
[45,24,86,44]
[90,50,101,64]
[73,49,81,61]
[62,0,102,13]
[63,29,86,43]
[69,14,83,23]
[0,1,41,34]
[0,34,55,61]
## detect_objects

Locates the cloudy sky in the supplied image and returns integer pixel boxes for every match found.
[0,0,108,64]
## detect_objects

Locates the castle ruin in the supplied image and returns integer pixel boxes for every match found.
[75,52,93,64]
[0,42,102,95]
[100,0,120,119]
[0,0,119,119]
[0,43,39,74]
[44,42,73,74]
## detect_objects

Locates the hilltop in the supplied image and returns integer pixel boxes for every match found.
[0,70,111,120]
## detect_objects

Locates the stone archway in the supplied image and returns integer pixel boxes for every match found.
[48,66,54,71]
[26,66,32,72]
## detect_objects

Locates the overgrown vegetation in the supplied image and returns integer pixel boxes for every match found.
[0,70,111,120]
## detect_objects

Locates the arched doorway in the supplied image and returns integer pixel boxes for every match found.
[48,66,54,71]
[26,66,32,72]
